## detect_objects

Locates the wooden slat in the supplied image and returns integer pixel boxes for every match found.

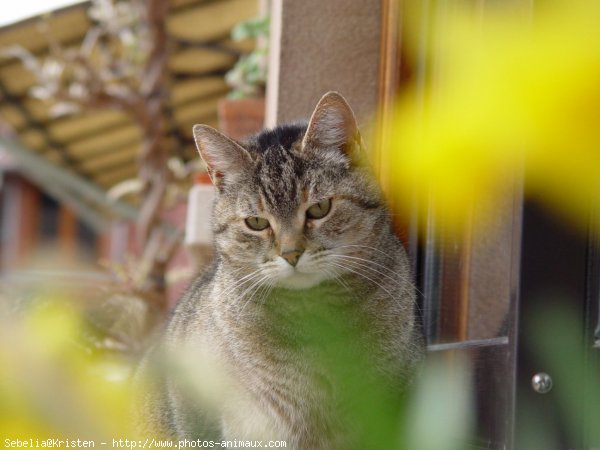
[171,0,205,10]
[174,97,221,125]
[0,104,27,129]
[169,47,235,73]
[0,0,256,189]
[75,144,137,172]
[0,7,89,53]
[0,62,38,96]
[22,98,54,122]
[179,113,219,136]
[94,165,139,188]
[65,125,141,159]
[168,0,258,41]
[18,128,46,150]
[48,110,129,142]
[44,151,64,165]
[170,77,228,106]
[0,79,79,169]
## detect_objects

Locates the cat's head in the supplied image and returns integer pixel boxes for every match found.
[193,92,391,289]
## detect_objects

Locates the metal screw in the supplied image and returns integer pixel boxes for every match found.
[531,372,553,394]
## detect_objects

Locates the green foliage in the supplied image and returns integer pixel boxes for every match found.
[527,301,600,449]
[225,15,270,99]
[2,282,596,449]
[231,15,270,41]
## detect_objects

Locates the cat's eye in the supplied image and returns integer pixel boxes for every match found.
[306,199,332,220]
[245,216,270,231]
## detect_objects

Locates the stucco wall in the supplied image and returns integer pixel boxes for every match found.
[266,0,383,128]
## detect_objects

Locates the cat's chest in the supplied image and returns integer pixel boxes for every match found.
[250,283,367,353]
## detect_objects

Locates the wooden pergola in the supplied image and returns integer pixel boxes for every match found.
[0,0,257,231]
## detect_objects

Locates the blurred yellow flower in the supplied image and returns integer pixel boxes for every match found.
[390,0,600,233]
[0,299,133,442]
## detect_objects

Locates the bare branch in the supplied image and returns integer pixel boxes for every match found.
[4,0,180,321]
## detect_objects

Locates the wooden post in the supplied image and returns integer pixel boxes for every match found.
[0,174,40,269]
[58,206,77,262]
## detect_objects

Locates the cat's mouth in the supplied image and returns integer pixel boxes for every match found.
[270,255,331,290]
[275,271,330,290]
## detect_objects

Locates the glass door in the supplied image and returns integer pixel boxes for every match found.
[378,1,600,448]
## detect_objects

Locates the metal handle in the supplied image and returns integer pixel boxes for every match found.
[531,372,553,394]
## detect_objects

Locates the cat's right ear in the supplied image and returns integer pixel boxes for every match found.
[193,124,253,187]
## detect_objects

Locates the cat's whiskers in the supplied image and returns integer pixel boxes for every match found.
[235,274,272,321]
[221,272,261,301]
[326,260,401,305]
[221,269,266,309]
[252,280,275,315]
[333,244,396,261]
[332,254,402,278]
[328,246,424,297]
[329,254,420,296]
[321,266,354,296]
[327,258,423,315]
[232,277,266,310]
[330,258,424,318]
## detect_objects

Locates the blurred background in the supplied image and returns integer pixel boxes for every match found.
[0,1,599,449]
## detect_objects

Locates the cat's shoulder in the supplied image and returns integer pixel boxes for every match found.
[168,259,219,326]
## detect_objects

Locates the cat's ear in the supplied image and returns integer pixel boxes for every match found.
[302,92,364,162]
[193,124,253,187]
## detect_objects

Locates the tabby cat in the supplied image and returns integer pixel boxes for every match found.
[136,92,423,449]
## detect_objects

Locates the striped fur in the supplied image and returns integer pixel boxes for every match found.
[136,93,423,449]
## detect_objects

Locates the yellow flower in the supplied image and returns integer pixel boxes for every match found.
[390,0,600,233]
[0,299,133,441]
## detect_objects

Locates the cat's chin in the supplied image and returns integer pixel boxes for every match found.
[274,272,329,290]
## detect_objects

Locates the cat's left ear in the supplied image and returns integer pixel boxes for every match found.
[302,91,364,163]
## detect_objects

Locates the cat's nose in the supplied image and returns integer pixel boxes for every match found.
[281,249,304,267]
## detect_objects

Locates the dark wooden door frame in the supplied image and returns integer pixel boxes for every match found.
[512,200,599,450]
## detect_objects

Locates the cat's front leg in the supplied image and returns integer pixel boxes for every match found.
[219,383,294,446]
[219,368,348,450]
